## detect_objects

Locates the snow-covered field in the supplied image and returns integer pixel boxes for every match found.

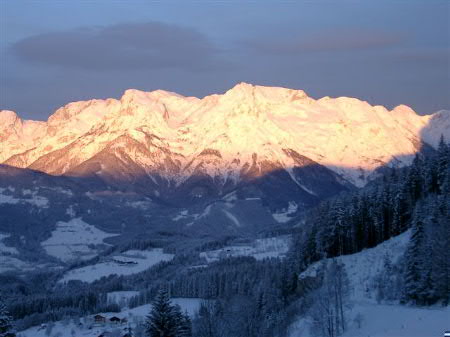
[291,231,450,337]
[272,201,298,223]
[42,218,117,263]
[123,298,202,318]
[0,255,46,274]
[0,187,49,207]
[0,233,50,273]
[107,291,140,307]
[342,303,450,337]
[60,249,174,283]
[18,298,202,337]
[200,235,290,263]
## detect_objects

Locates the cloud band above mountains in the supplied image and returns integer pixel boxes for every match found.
[12,22,224,71]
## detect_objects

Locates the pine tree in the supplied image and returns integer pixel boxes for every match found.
[194,301,217,337]
[0,298,15,337]
[146,289,177,337]
[407,154,424,203]
[436,135,449,193]
[403,204,427,304]
[171,305,192,337]
[430,197,450,305]
[333,200,347,255]
[376,253,393,303]
[177,312,192,337]
[392,186,410,236]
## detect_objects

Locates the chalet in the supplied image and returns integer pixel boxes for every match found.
[94,314,106,323]
[110,316,121,324]
[120,317,128,324]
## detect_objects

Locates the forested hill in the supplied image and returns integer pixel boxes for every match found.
[290,136,450,305]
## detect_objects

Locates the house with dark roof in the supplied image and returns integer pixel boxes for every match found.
[94,314,106,323]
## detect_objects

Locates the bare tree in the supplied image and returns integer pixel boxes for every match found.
[308,259,351,337]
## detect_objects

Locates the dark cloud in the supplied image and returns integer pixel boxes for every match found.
[244,29,406,54]
[12,22,223,71]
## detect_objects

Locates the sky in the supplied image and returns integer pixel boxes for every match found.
[1,0,449,120]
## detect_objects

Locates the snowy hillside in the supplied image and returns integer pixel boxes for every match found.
[291,231,450,337]
[290,302,450,337]
[299,230,411,301]
[1,83,448,191]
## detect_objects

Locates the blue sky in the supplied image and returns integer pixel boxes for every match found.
[1,0,449,119]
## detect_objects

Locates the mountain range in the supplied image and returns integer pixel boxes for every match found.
[2,82,448,193]
[0,83,449,256]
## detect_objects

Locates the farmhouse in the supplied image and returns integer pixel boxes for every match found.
[94,314,106,323]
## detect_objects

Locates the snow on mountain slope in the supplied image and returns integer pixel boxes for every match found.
[0,110,46,163]
[1,83,448,189]
[421,109,450,147]
[292,231,450,337]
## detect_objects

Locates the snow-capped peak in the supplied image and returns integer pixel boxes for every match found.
[120,88,184,105]
[223,82,308,104]
[0,110,21,129]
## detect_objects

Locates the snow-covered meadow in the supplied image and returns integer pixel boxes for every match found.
[60,249,174,283]
[272,201,298,223]
[0,187,49,207]
[42,218,117,263]
[200,235,290,263]
[107,291,140,307]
